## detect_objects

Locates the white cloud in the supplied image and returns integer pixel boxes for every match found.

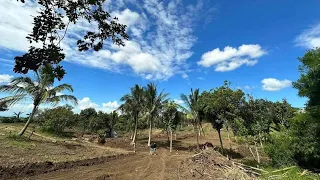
[102,101,120,109]
[0,1,38,52]
[198,44,267,72]
[174,99,184,105]
[261,78,292,91]
[295,23,320,49]
[75,98,120,113]
[0,74,14,83]
[77,97,99,110]
[0,1,212,80]
[182,73,189,79]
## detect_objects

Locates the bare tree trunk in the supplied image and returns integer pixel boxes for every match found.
[195,124,200,150]
[131,114,138,145]
[254,141,260,164]
[18,105,37,137]
[28,127,35,140]
[200,123,205,137]
[247,143,256,160]
[148,116,152,147]
[246,140,257,161]
[174,133,177,140]
[170,129,173,153]
[227,129,232,149]
[258,132,263,150]
[130,131,133,140]
[166,129,170,145]
[217,129,224,154]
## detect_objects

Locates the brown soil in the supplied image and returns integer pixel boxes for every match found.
[0,124,261,180]
[25,148,193,180]
[0,153,133,180]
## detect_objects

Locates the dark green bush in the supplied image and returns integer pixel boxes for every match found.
[265,131,296,167]
[37,106,75,135]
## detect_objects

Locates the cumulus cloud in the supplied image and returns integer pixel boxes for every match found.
[0,74,14,83]
[102,101,120,109]
[295,23,320,49]
[261,78,292,91]
[198,44,267,72]
[0,0,213,80]
[75,97,120,113]
[77,97,99,110]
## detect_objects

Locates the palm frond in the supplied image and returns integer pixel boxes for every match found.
[50,84,74,93]
[45,95,78,106]
[0,94,27,107]
[180,94,192,112]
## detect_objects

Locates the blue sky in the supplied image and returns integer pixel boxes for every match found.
[1,0,320,116]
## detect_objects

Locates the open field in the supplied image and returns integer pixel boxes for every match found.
[0,123,319,180]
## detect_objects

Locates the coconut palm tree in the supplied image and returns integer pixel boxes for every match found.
[144,82,169,146]
[0,66,77,136]
[120,84,144,145]
[180,88,201,149]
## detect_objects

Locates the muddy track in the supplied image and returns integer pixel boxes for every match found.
[0,153,133,180]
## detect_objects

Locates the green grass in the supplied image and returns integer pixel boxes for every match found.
[261,166,320,180]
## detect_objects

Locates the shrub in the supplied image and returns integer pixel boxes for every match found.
[265,131,296,167]
[37,106,75,135]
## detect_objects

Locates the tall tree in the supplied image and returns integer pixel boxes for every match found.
[14,0,129,80]
[291,47,320,167]
[120,84,144,146]
[199,82,245,153]
[180,88,201,149]
[79,107,97,132]
[293,48,320,109]
[0,65,77,136]
[144,83,169,146]
[163,101,181,152]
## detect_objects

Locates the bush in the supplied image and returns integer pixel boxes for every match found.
[265,131,296,167]
[37,106,75,135]
[0,117,15,123]
[289,112,320,168]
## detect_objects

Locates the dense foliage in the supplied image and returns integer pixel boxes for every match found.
[37,106,75,135]
[14,0,128,80]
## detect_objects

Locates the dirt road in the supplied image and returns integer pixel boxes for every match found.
[28,148,192,180]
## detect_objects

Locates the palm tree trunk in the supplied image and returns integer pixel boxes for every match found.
[217,129,224,154]
[148,116,152,146]
[18,104,38,137]
[170,129,173,153]
[132,114,138,145]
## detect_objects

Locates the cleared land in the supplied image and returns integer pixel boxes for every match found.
[0,124,316,180]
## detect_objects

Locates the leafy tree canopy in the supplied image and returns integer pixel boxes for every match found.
[14,0,129,80]
[293,48,320,108]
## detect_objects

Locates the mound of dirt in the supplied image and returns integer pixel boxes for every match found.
[178,149,257,180]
